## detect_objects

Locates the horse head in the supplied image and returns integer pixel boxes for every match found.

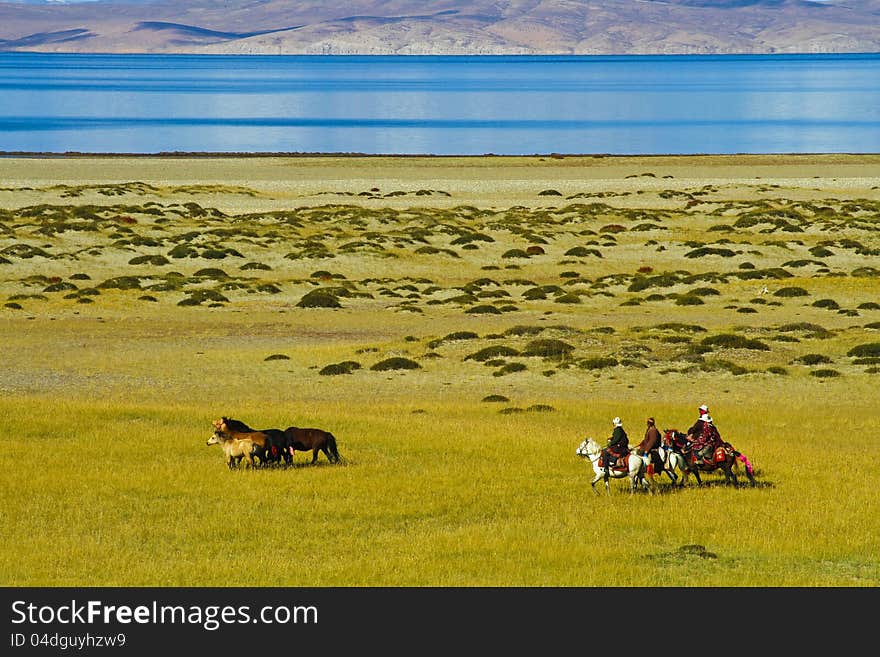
[576,438,600,458]
[206,430,224,446]
[220,417,252,433]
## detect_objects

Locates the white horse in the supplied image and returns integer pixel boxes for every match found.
[656,445,689,486]
[576,438,652,495]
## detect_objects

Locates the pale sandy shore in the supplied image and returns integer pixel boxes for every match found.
[1,153,878,212]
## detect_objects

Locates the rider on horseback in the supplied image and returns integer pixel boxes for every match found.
[602,417,629,477]
[638,417,662,470]
[689,405,723,463]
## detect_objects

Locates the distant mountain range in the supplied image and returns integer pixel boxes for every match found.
[1,0,879,55]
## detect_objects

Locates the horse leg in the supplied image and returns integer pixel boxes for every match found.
[590,473,602,496]
[311,448,319,465]
[728,463,739,487]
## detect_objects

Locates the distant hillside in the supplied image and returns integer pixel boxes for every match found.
[1,0,879,55]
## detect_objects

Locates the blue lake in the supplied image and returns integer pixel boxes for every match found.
[0,52,878,155]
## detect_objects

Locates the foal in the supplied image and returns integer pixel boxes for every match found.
[206,430,259,470]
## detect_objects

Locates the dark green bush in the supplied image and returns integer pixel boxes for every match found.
[554,293,582,304]
[177,289,229,306]
[370,357,421,371]
[503,325,545,337]
[521,339,575,359]
[97,276,142,290]
[847,343,880,358]
[297,289,342,308]
[701,334,770,351]
[578,357,619,370]
[792,354,833,365]
[319,361,362,375]
[493,363,527,376]
[465,304,502,314]
[465,346,520,362]
[241,262,272,271]
[684,247,736,258]
[193,268,229,279]
[773,286,809,298]
[810,369,841,378]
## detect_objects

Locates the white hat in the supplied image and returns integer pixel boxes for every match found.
[612,417,622,426]
[699,404,709,413]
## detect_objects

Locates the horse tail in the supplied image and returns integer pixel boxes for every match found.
[737,452,754,476]
[327,432,343,463]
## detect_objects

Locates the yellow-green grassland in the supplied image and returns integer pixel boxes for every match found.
[1,154,878,586]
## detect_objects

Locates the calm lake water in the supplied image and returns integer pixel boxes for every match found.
[1,53,878,155]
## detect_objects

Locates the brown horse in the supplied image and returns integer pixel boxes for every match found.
[284,426,341,465]
[212,417,290,465]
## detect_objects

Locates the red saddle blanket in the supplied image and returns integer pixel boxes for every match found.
[692,446,728,465]
[600,455,630,470]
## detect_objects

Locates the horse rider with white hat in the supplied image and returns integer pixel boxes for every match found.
[602,416,629,477]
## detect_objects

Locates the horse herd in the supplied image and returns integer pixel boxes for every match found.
[576,429,757,495]
[206,416,342,470]
[205,415,755,494]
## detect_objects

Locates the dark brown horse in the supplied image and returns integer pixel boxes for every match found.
[284,426,341,465]
[662,429,755,487]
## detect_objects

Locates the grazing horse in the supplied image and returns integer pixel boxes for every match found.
[206,430,259,470]
[284,426,342,464]
[212,417,290,465]
[576,438,651,495]
[662,429,756,487]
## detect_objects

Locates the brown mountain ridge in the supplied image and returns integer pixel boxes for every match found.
[1,0,879,55]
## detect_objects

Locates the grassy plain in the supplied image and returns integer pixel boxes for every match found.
[1,154,879,586]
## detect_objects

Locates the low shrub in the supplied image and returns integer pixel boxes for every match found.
[465,304,502,314]
[578,357,619,370]
[465,346,520,362]
[792,354,833,365]
[493,363,527,376]
[773,286,809,298]
[319,361,362,375]
[297,289,342,308]
[370,357,421,371]
[847,343,880,358]
[810,369,841,378]
[521,339,575,359]
[701,334,770,351]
